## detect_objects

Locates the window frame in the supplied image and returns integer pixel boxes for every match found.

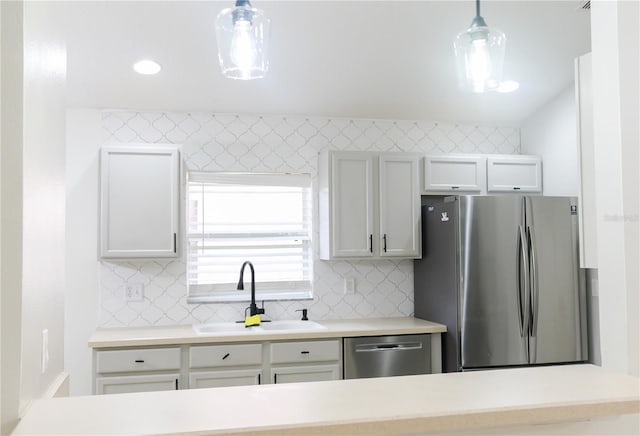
[185,171,313,304]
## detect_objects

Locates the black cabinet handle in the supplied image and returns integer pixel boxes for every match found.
[173,233,177,253]
[369,234,373,253]
[274,374,277,384]
[513,187,521,190]
[451,186,460,190]
[301,351,310,355]
[134,360,144,363]
[175,379,179,390]
[222,353,230,360]
[258,373,261,385]
[383,234,387,252]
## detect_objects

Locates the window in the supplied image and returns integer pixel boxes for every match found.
[186,172,312,303]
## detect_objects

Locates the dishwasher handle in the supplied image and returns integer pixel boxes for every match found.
[355,342,423,352]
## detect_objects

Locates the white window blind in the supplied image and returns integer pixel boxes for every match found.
[186,172,313,303]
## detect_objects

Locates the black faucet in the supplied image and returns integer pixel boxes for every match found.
[237,261,264,317]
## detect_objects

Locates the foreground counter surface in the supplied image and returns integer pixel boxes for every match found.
[13,364,639,435]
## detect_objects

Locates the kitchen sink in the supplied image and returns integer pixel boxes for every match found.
[193,320,327,335]
[260,320,327,331]
[192,323,250,334]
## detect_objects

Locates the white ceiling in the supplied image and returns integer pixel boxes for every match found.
[62,1,591,125]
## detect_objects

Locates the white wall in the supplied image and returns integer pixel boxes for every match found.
[21,0,67,419]
[1,1,24,433]
[591,0,639,377]
[64,109,105,397]
[2,1,67,431]
[521,86,579,196]
[65,109,520,395]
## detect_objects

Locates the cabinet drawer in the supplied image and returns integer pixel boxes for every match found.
[189,343,262,368]
[96,347,181,374]
[271,340,340,364]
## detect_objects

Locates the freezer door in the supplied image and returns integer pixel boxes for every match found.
[526,197,586,364]
[459,196,529,369]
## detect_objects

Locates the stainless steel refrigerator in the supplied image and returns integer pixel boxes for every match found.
[414,196,588,372]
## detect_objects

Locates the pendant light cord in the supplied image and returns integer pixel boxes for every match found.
[476,0,481,18]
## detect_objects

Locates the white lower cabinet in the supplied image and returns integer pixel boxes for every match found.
[94,347,182,395]
[270,339,342,384]
[93,339,342,394]
[188,343,263,389]
[96,374,179,395]
[189,369,261,389]
[271,364,341,384]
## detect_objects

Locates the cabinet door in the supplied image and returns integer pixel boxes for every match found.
[96,374,179,395]
[271,364,341,384]
[100,145,179,258]
[378,154,421,258]
[329,152,375,257]
[189,369,261,389]
[487,155,542,193]
[424,155,485,193]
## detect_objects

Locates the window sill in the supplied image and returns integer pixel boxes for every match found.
[187,290,313,304]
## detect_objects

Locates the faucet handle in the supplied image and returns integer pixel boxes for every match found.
[296,309,308,321]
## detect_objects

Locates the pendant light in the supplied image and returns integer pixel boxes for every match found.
[215,0,270,80]
[454,0,506,93]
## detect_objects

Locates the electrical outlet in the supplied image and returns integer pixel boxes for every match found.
[41,329,49,374]
[344,277,355,295]
[124,283,144,302]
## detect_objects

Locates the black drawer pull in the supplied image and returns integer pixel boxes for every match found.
[513,187,521,190]
[301,351,310,355]
[134,359,145,363]
[222,353,230,360]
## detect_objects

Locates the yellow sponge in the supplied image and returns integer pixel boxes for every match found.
[244,314,261,327]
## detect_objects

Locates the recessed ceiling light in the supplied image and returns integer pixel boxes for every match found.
[133,59,161,75]
[497,80,520,93]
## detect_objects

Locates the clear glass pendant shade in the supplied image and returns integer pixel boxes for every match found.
[215,1,270,80]
[454,22,506,93]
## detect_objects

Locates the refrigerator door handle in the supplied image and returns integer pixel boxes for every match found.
[527,225,538,337]
[516,225,529,338]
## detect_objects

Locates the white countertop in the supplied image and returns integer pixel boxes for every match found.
[13,364,639,435]
[88,317,447,348]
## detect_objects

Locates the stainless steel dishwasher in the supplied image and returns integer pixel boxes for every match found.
[343,334,431,379]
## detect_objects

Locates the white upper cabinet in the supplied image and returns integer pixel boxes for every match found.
[319,150,421,259]
[100,144,180,258]
[319,151,375,258]
[486,155,542,193]
[379,154,421,257]
[424,155,486,193]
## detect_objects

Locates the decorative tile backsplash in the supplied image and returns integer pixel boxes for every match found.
[99,111,520,327]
